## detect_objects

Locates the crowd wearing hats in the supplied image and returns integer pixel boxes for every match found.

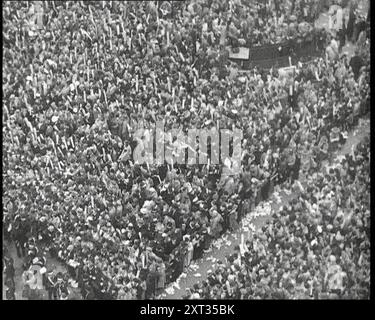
[185,137,370,299]
[3,0,369,299]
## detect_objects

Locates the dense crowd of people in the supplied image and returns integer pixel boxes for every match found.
[3,0,370,300]
[185,138,370,299]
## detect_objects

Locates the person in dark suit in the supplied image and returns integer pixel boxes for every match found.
[168,248,184,283]
[44,270,57,300]
[3,256,15,290]
[350,53,364,81]
[12,216,28,258]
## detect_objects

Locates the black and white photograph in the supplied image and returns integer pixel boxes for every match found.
[2,0,371,302]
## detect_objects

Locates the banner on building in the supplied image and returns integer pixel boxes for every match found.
[228,47,250,60]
